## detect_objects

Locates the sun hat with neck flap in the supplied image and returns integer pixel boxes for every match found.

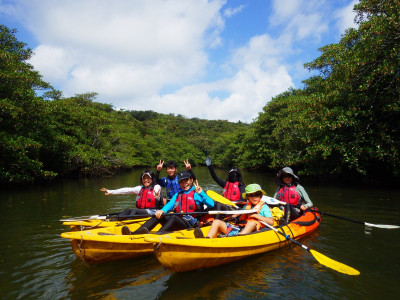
[275,167,299,185]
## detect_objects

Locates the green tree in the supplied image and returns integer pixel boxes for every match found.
[239,0,399,178]
[303,0,400,176]
[0,25,53,183]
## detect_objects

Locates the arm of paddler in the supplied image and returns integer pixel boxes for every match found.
[100,186,141,195]
[195,190,215,210]
[296,185,313,210]
[160,191,179,214]
[248,204,274,225]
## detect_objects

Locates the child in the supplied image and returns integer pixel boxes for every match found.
[122,170,215,234]
[201,184,273,238]
[156,159,196,205]
[100,169,163,219]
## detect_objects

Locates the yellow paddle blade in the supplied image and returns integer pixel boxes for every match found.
[310,250,360,276]
[206,190,238,208]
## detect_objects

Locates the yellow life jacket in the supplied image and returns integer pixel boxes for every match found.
[270,206,285,226]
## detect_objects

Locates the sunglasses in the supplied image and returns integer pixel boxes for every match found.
[281,174,292,178]
[247,192,263,198]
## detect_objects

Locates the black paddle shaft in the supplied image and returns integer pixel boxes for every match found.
[309,209,365,225]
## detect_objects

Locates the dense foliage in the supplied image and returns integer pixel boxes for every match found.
[0,27,247,185]
[237,0,399,179]
[1,0,398,184]
[0,25,54,183]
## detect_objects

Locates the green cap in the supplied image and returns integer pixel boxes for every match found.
[242,184,266,199]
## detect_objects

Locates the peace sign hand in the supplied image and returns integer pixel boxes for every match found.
[157,160,164,171]
[183,159,191,170]
[193,179,202,194]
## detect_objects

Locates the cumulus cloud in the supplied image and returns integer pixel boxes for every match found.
[154,34,293,122]
[22,0,222,98]
[1,0,355,122]
[270,0,329,43]
[334,0,358,34]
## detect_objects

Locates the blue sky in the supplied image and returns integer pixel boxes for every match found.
[0,0,357,122]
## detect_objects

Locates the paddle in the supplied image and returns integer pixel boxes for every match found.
[60,211,149,222]
[308,209,400,229]
[207,190,285,207]
[206,190,239,208]
[262,195,399,229]
[207,192,359,275]
[260,220,360,276]
[61,188,245,222]
[61,208,258,222]
[60,215,150,222]
[261,195,286,205]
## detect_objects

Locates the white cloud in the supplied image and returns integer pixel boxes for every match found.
[270,0,329,43]
[223,4,246,18]
[18,0,225,100]
[29,45,76,85]
[335,0,358,34]
[1,0,355,122]
[153,34,293,122]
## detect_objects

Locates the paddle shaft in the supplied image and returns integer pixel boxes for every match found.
[308,209,399,229]
[63,209,256,222]
[260,221,310,251]
[311,210,365,225]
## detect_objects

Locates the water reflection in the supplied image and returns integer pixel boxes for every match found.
[1,167,400,299]
[66,255,169,299]
[155,236,333,300]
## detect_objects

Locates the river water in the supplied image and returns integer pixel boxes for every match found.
[1,167,399,299]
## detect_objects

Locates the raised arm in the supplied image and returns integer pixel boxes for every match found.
[205,157,226,187]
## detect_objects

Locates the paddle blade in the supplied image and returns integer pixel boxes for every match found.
[365,222,400,229]
[206,190,238,208]
[310,250,360,276]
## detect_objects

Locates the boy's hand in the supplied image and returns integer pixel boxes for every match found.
[157,160,164,171]
[183,159,191,170]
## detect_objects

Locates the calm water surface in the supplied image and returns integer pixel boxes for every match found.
[1,167,399,299]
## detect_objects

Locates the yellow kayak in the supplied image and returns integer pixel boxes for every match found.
[145,210,321,272]
[61,222,210,264]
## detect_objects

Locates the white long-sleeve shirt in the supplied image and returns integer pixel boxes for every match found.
[107,185,161,199]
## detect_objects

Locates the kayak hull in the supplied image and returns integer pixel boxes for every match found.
[145,210,321,272]
[61,223,203,264]
[69,237,154,264]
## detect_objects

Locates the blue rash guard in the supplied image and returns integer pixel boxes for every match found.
[157,175,181,199]
[161,186,215,214]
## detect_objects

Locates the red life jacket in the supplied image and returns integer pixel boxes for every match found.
[136,187,157,209]
[223,181,241,201]
[276,185,301,206]
[174,190,198,213]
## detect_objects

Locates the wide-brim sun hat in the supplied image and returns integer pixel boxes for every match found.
[242,183,266,199]
[280,167,299,180]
